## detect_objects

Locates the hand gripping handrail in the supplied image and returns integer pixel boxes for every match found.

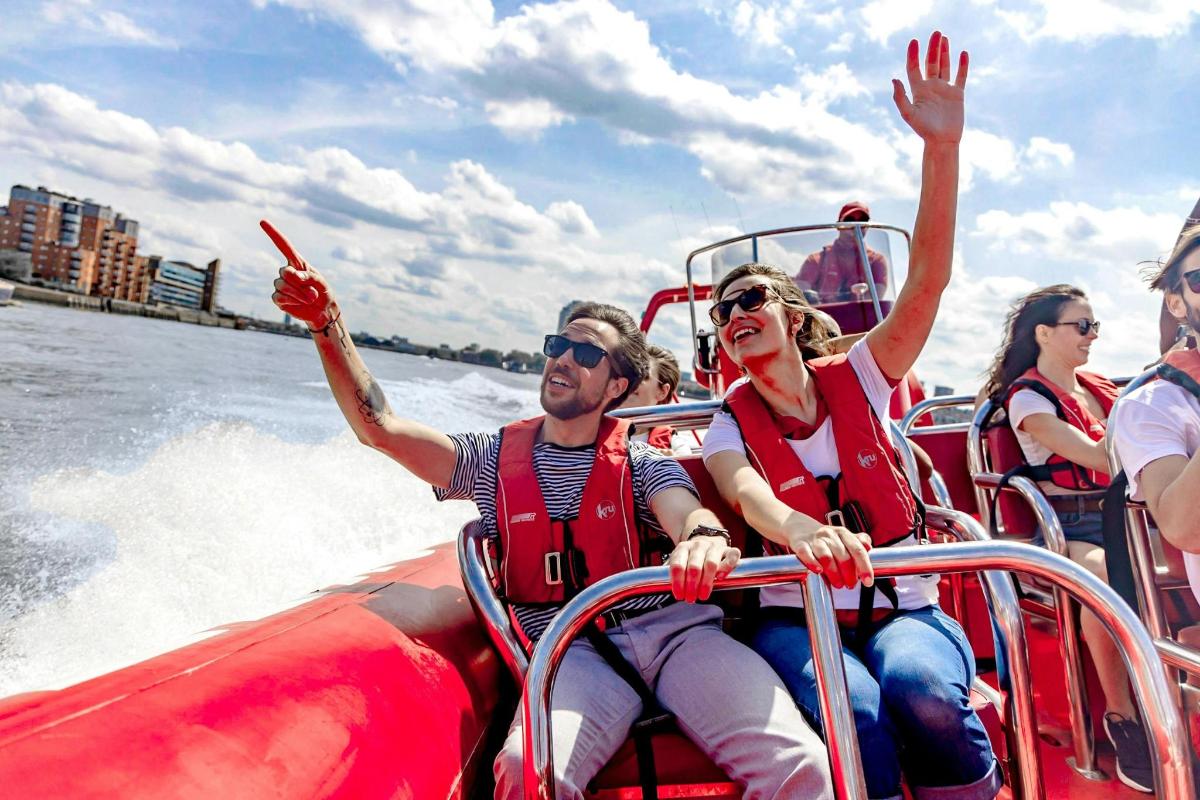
[520,539,1192,800]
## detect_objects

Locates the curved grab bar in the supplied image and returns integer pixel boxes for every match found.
[899,394,978,435]
[458,521,529,683]
[969,471,1101,777]
[971,472,1068,555]
[520,539,1191,800]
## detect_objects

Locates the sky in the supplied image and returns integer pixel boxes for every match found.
[2,0,1199,391]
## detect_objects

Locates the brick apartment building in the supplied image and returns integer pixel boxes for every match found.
[0,184,220,312]
[0,185,142,299]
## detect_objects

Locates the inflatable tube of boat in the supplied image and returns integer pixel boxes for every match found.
[0,543,506,799]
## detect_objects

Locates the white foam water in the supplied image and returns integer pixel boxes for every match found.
[0,302,543,696]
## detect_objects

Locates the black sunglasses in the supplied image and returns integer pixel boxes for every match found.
[1052,319,1101,336]
[709,284,773,327]
[543,334,610,369]
[1180,267,1200,294]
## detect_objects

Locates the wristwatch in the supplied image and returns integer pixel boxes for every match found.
[686,524,732,545]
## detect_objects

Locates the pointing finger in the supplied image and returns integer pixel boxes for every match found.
[260,219,307,271]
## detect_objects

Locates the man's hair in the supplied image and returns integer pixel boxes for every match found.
[1147,226,1200,293]
[564,302,649,408]
[647,344,681,402]
[982,284,1087,402]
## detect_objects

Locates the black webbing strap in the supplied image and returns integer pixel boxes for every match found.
[1101,472,1140,611]
[585,625,672,800]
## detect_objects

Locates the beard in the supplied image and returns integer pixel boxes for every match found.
[539,369,608,421]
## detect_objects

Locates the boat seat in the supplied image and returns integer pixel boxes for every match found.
[588,729,738,798]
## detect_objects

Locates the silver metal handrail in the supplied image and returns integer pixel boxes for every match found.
[1105,368,1173,642]
[971,471,1100,778]
[458,520,529,683]
[899,393,977,435]
[608,399,720,431]
[520,540,1192,800]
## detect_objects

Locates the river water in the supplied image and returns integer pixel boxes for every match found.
[0,301,542,696]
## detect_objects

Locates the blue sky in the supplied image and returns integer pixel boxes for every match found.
[2,0,1198,390]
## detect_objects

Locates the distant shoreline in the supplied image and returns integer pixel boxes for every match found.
[3,280,540,375]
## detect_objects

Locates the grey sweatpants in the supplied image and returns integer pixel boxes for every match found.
[493,601,833,799]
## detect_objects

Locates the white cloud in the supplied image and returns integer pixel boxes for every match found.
[973,201,1181,265]
[263,0,1049,202]
[1024,136,1075,170]
[994,0,1200,43]
[860,0,933,45]
[41,0,176,47]
[0,80,681,351]
[484,98,574,138]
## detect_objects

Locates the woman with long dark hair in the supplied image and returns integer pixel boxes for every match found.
[703,32,1000,800]
[982,285,1150,793]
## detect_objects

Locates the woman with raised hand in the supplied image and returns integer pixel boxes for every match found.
[983,285,1150,793]
[704,32,1000,800]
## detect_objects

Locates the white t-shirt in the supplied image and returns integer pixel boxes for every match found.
[1006,389,1058,467]
[703,339,940,611]
[1110,379,1200,606]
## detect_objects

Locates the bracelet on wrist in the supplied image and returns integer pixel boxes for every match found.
[686,525,732,546]
[309,309,341,337]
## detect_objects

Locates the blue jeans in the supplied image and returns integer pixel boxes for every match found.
[752,605,1000,800]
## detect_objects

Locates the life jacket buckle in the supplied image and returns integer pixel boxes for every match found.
[825,509,846,528]
[544,552,564,586]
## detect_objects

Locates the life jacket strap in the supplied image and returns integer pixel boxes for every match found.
[586,625,671,800]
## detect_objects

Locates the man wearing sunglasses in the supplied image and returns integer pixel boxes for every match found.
[794,201,890,303]
[262,218,831,800]
[1111,227,1200,617]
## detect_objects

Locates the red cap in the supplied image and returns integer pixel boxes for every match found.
[838,201,870,222]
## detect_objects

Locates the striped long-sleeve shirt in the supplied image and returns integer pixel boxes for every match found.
[434,430,696,642]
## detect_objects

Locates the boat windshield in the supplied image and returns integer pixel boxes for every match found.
[704,226,904,308]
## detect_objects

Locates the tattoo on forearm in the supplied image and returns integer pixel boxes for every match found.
[334,318,349,350]
[355,376,390,426]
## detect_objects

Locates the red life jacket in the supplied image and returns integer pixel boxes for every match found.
[1003,368,1119,491]
[722,354,920,556]
[496,415,658,605]
[646,425,674,450]
[1159,348,1200,390]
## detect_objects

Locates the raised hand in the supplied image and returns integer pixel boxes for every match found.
[262,219,338,330]
[892,30,967,145]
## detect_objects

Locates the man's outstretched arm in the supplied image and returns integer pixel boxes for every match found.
[262,220,456,488]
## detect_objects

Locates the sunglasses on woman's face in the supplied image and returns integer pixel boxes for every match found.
[1053,318,1101,336]
[543,334,609,369]
[1180,268,1200,295]
[710,284,772,327]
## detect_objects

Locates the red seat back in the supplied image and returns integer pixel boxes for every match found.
[982,423,1039,538]
[678,454,751,552]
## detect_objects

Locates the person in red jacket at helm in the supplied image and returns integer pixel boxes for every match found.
[621,344,684,452]
[982,284,1152,793]
[794,201,890,303]
[1111,227,1200,775]
[704,32,1000,800]
[262,219,832,800]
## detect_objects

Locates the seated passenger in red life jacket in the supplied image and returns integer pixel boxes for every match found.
[261,235,833,800]
[982,285,1153,793]
[704,32,1001,800]
[794,201,889,304]
[620,344,685,453]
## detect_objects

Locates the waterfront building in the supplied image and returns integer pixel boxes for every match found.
[557,299,584,331]
[0,185,144,299]
[141,256,221,312]
[0,250,32,282]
